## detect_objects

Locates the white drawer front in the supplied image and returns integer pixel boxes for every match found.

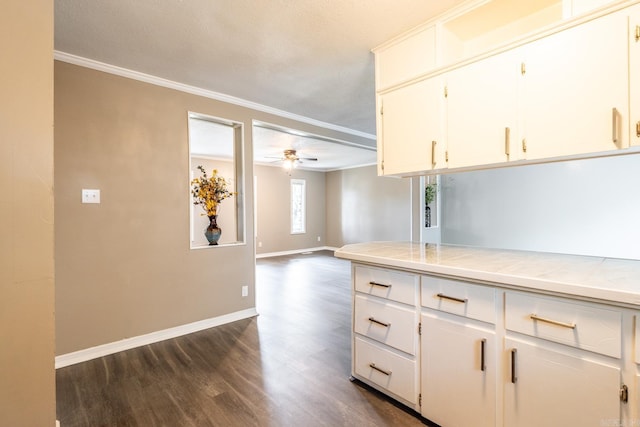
[354,336,417,404]
[354,294,417,355]
[505,292,622,358]
[354,265,418,306]
[421,276,496,324]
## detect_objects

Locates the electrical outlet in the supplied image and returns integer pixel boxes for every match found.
[82,189,100,204]
[241,285,248,297]
[317,236,321,242]
[258,241,262,248]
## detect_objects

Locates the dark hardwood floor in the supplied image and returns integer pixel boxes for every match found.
[56,250,427,426]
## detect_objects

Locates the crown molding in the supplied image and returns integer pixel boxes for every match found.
[54,51,376,141]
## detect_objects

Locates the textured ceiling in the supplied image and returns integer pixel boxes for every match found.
[54,0,467,137]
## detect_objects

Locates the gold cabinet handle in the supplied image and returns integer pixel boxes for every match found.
[480,338,487,372]
[368,317,390,328]
[368,281,391,289]
[431,140,436,167]
[621,385,629,403]
[530,314,576,329]
[369,363,391,376]
[511,349,517,384]
[636,25,640,42]
[636,121,640,138]
[436,293,468,304]
[505,127,511,158]
[612,108,621,146]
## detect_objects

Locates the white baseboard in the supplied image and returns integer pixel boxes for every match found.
[256,246,338,259]
[55,307,258,369]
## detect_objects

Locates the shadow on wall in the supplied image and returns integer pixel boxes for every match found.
[441,154,640,260]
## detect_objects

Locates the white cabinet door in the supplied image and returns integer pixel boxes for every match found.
[378,77,444,176]
[445,48,520,169]
[421,314,496,427]
[521,10,629,159]
[504,338,621,427]
[630,5,640,147]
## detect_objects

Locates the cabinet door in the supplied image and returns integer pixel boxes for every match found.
[445,48,520,169]
[504,338,621,427]
[521,10,629,159]
[630,5,640,147]
[421,314,496,427]
[375,26,436,91]
[378,77,444,176]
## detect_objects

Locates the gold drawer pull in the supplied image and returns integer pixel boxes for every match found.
[510,349,517,384]
[369,281,391,289]
[530,314,576,329]
[368,317,390,328]
[436,293,468,304]
[369,363,391,376]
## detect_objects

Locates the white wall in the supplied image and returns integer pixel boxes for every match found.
[441,154,640,260]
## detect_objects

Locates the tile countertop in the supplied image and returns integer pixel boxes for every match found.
[334,241,640,308]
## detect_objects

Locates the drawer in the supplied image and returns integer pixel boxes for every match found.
[354,265,418,306]
[354,336,417,404]
[421,276,496,324]
[505,292,622,358]
[354,294,417,355]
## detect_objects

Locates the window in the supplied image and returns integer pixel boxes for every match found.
[290,179,306,234]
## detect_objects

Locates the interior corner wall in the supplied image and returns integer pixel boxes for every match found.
[254,165,326,254]
[54,61,364,355]
[326,165,412,248]
[440,154,640,260]
[0,0,56,425]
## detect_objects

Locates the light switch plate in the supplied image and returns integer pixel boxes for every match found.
[82,189,100,204]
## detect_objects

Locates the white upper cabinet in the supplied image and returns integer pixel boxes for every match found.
[374,26,436,91]
[372,0,637,176]
[445,48,521,169]
[630,5,640,147]
[520,8,630,160]
[378,77,444,176]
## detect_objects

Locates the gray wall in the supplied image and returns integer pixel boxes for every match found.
[326,165,412,247]
[441,154,640,260]
[1,0,56,424]
[254,165,326,254]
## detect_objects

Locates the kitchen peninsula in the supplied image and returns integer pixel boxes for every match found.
[336,241,640,426]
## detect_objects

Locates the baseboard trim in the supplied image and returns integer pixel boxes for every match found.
[256,246,338,259]
[55,307,258,369]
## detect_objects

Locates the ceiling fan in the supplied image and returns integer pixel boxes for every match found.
[270,149,318,171]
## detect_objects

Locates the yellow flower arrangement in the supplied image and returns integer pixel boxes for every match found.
[191,165,234,217]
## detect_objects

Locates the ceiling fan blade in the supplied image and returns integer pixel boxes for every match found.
[301,157,318,161]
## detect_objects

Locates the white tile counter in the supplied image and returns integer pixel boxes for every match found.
[335,241,640,308]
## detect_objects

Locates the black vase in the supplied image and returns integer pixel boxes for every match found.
[205,215,222,245]
[425,206,431,228]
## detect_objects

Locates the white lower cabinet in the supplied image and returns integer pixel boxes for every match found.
[351,264,420,408]
[421,313,496,427]
[350,263,633,426]
[504,337,622,427]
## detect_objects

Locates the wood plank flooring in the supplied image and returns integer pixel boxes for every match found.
[56,250,429,426]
